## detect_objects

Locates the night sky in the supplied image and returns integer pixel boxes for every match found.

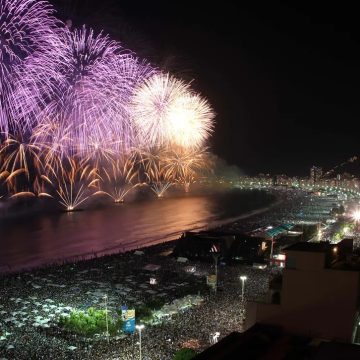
[53,1,360,176]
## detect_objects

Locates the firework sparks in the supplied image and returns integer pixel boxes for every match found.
[131,73,190,148]
[0,136,41,175]
[168,94,215,149]
[0,0,62,134]
[40,26,154,157]
[31,117,72,169]
[95,155,139,203]
[164,148,210,192]
[0,135,43,194]
[43,157,99,211]
[0,169,9,198]
[139,148,174,198]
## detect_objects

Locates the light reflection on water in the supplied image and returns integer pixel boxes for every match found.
[0,190,274,271]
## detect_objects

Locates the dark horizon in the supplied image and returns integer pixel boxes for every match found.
[51,0,360,177]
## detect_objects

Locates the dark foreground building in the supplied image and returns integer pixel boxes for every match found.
[193,324,360,360]
[247,240,360,343]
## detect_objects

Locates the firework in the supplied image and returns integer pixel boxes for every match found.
[168,94,215,149]
[0,135,43,194]
[139,148,174,197]
[42,157,99,211]
[9,191,36,200]
[352,209,360,223]
[131,73,190,148]
[40,26,154,157]
[22,175,53,198]
[149,181,172,198]
[78,136,118,168]
[0,0,62,134]
[95,155,139,203]
[2,168,28,195]
[164,148,210,192]
[31,117,72,169]
[164,147,209,177]
[0,169,9,198]
[0,136,41,175]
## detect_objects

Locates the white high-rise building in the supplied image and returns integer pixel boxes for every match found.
[310,166,322,184]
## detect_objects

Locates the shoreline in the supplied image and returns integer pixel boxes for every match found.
[203,198,283,231]
[0,193,281,276]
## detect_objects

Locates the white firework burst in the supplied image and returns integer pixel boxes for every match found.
[130,73,190,148]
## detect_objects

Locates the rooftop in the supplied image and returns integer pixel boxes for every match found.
[193,324,360,360]
[284,242,334,253]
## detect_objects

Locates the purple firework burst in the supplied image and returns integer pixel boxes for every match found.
[38,25,154,159]
[0,0,61,135]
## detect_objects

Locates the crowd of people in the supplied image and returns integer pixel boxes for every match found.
[217,188,336,234]
[0,239,274,359]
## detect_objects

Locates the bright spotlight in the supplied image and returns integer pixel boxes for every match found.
[352,210,360,222]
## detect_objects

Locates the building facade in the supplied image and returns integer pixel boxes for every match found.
[310,166,323,184]
[247,241,360,343]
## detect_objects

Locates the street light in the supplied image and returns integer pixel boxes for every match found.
[104,294,109,343]
[210,244,220,294]
[316,221,323,241]
[240,276,247,302]
[239,276,247,326]
[213,254,220,294]
[136,324,145,360]
[269,236,275,262]
[352,209,360,231]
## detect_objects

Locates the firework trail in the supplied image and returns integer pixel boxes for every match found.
[42,156,99,211]
[139,147,174,198]
[323,156,359,178]
[0,168,9,199]
[0,136,41,175]
[95,155,139,203]
[79,137,117,168]
[7,172,53,200]
[164,147,210,192]
[8,177,53,200]
[0,135,44,194]
[0,0,62,135]
[31,117,73,169]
